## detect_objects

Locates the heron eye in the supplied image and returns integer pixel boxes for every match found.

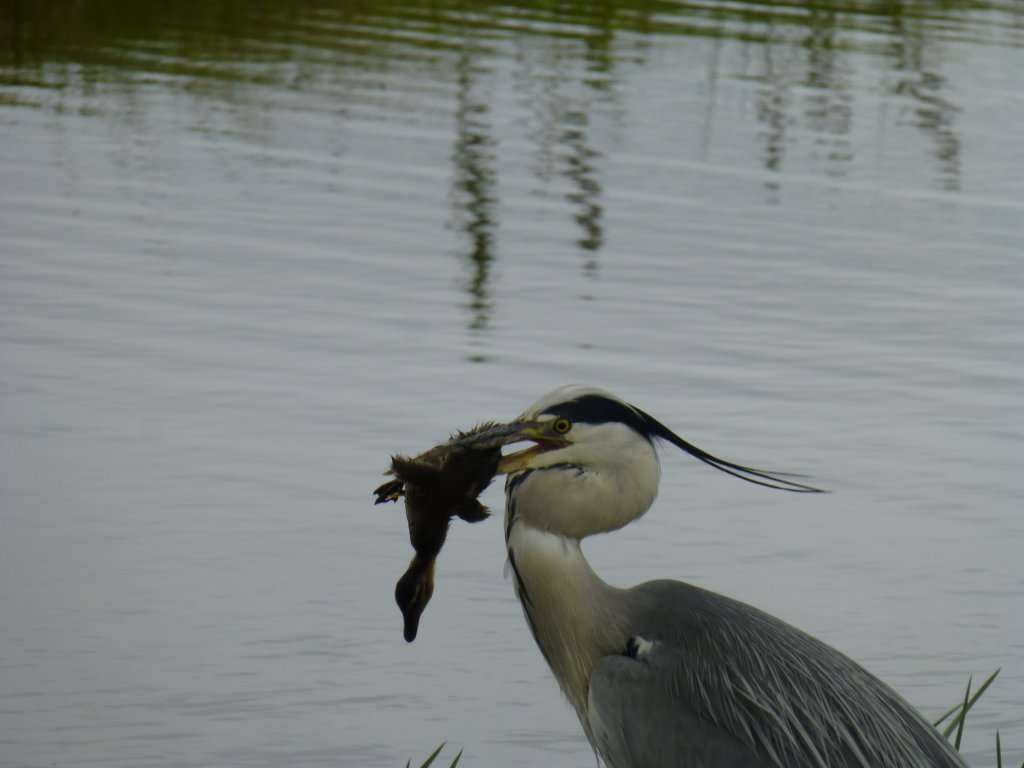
[552,417,572,434]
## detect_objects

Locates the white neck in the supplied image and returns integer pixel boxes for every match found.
[505,521,630,724]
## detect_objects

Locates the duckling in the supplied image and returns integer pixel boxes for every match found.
[374,426,505,641]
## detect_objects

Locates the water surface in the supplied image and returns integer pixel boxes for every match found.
[1,1,1022,766]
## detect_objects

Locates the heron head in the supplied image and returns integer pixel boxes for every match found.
[492,386,665,536]
[494,385,657,473]
[453,385,821,538]
[467,381,818,494]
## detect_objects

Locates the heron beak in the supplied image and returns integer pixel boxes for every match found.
[495,440,558,474]
[447,420,566,475]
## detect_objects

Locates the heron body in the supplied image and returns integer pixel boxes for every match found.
[493,385,966,768]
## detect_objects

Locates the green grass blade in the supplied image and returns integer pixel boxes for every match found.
[942,675,971,740]
[932,700,962,728]
[416,743,446,768]
[966,668,1000,711]
[941,669,1001,742]
[449,748,464,768]
[952,675,971,749]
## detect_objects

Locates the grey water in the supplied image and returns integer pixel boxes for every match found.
[1,1,1022,766]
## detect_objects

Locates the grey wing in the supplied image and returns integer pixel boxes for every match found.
[588,645,772,768]
[588,580,967,768]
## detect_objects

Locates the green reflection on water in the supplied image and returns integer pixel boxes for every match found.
[3,0,1020,73]
[451,44,496,339]
[1,0,1020,343]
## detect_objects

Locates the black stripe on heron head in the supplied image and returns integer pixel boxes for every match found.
[542,393,823,493]
[543,394,656,444]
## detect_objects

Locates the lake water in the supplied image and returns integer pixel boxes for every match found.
[1,1,1022,766]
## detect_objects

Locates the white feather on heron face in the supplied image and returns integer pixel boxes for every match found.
[503,418,661,539]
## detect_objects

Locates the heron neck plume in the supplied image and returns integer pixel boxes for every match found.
[506,522,631,724]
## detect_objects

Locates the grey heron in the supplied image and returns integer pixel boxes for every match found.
[469,384,965,768]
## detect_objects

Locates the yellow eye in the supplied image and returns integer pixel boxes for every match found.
[552,417,572,434]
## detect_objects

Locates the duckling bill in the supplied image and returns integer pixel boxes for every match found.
[374,422,519,642]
